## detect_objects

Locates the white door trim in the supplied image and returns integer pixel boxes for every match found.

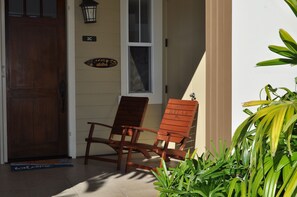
[66,0,77,160]
[0,0,7,164]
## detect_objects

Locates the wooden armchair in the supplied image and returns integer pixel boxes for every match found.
[84,96,149,170]
[122,98,198,172]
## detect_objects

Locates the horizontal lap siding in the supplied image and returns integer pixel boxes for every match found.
[75,0,163,157]
[75,0,121,157]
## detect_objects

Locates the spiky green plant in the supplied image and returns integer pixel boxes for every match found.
[153,147,247,197]
[229,85,297,197]
[153,86,297,197]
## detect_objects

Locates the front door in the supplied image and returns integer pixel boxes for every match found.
[5,0,68,161]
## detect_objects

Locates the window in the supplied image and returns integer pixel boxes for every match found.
[121,0,162,104]
[8,0,57,18]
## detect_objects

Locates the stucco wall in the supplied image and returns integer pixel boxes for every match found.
[75,0,162,156]
[182,53,206,156]
[232,0,297,133]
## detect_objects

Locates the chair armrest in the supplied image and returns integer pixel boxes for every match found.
[121,126,158,143]
[87,121,113,129]
[121,125,158,135]
[167,131,191,151]
[166,131,190,139]
[86,122,113,140]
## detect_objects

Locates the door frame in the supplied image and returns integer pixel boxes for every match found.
[0,0,76,164]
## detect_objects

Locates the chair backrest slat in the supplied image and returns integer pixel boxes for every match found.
[111,96,149,136]
[158,98,198,143]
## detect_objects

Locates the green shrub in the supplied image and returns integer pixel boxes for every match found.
[153,146,248,197]
[153,85,297,197]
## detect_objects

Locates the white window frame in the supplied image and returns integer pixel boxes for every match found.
[121,0,162,104]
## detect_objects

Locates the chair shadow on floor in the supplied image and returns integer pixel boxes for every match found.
[54,155,160,196]
[82,153,183,193]
[84,170,156,193]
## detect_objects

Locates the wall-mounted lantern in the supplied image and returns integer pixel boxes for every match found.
[80,0,99,23]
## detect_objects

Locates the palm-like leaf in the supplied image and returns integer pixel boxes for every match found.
[257,29,297,66]
[256,58,296,66]
[285,0,297,18]
[231,85,297,196]
[269,45,297,58]
[232,99,297,160]
[279,29,297,53]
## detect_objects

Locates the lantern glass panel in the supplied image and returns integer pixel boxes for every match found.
[85,6,96,22]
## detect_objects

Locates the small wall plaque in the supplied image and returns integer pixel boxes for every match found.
[82,36,97,42]
[84,58,118,68]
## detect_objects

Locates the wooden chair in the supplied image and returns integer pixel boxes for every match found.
[84,96,149,170]
[122,98,198,172]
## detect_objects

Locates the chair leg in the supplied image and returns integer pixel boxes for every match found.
[125,148,133,173]
[85,124,95,165]
[138,148,151,159]
[117,146,124,171]
[160,151,167,168]
[117,155,122,170]
[84,140,91,165]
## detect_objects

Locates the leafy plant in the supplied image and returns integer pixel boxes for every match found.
[230,85,297,197]
[152,147,247,197]
[257,0,297,67]
[153,86,297,196]
[256,28,297,67]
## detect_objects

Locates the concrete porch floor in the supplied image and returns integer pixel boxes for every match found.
[0,153,177,197]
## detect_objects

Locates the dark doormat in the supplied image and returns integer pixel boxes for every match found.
[10,158,73,172]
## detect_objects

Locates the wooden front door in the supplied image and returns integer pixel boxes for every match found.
[5,0,68,161]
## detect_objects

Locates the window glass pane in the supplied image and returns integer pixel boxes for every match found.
[43,0,57,18]
[140,0,151,42]
[9,0,24,16]
[129,46,151,93]
[129,0,140,42]
[27,0,40,17]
